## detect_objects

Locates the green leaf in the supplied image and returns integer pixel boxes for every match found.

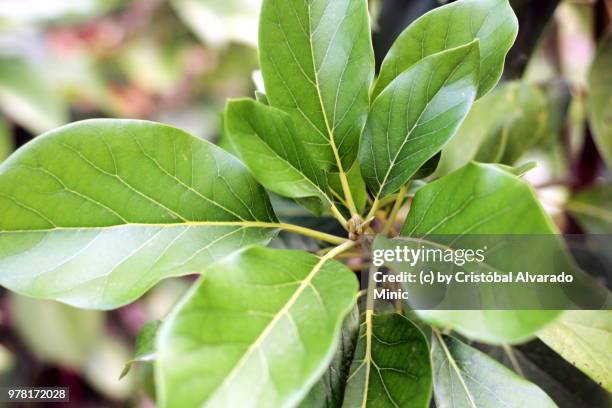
[299,306,359,408]
[342,312,432,408]
[0,57,69,134]
[0,119,278,310]
[360,41,480,198]
[588,33,612,167]
[567,184,612,233]
[156,245,358,408]
[120,320,161,379]
[9,294,104,368]
[538,310,612,392]
[432,333,557,408]
[225,99,330,206]
[401,162,560,344]
[259,0,374,171]
[372,0,517,99]
[473,120,511,163]
[438,81,549,174]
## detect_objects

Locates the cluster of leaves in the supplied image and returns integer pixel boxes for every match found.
[0,0,610,407]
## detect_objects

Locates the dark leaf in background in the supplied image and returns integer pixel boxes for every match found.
[299,307,360,408]
[504,0,562,78]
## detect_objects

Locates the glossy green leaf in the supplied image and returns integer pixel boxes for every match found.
[538,310,612,392]
[299,306,359,408]
[432,334,556,408]
[342,313,432,408]
[401,162,560,344]
[360,42,480,198]
[121,320,161,379]
[588,33,612,167]
[0,119,278,310]
[259,0,374,171]
[0,57,69,134]
[156,246,358,408]
[225,99,330,206]
[372,0,518,98]
[438,81,549,174]
[567,184,612,233]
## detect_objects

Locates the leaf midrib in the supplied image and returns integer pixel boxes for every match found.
[434,332,477,408]
[306,2,350,176]
[235,108,331,204]
[0,221,284,234]
[374,44,475,198]
[204,241,356,405]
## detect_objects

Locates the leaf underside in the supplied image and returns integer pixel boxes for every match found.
[401,162,561,344]
[0,119,278,309]
[155,246,358,408]
[432,334,557,408]
[538,310,612,392]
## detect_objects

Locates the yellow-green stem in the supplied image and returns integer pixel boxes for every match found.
[363,198,380,228]
[277,222,347,245]
[329,203,349,229]
[382,184,408,235]
[337,169,359,218]
[323,239,358,260]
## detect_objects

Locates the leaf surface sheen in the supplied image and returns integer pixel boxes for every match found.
[360,42,480,198]
[372,0,518,98]
[155,246,358,408]
[0,119,278,309]
[259,0,374,171]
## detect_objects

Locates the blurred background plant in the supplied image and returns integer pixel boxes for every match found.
[0,0,609,406]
